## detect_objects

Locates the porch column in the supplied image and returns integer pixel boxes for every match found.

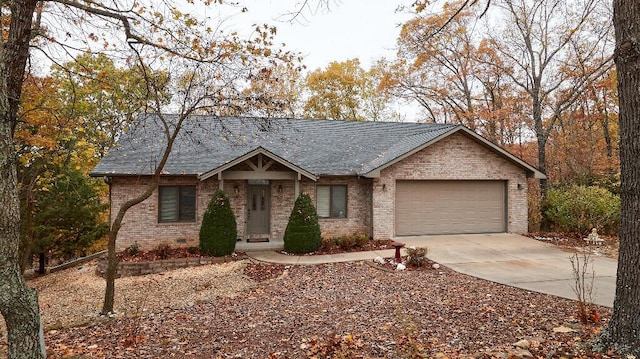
[218,173,224,190]
[294,173,300,197]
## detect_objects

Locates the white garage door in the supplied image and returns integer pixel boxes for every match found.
[395,180,506,236]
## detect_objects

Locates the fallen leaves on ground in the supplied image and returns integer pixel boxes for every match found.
[244,263,286,282]
[40,261,616,358]
[32,260,254,329]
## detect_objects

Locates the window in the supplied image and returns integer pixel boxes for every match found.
[317,185,347,218]
[158,186,196,222]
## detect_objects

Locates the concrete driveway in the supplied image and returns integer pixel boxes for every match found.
[398,233,617,307]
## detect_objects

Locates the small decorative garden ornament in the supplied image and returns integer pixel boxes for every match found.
[585,228,604,245]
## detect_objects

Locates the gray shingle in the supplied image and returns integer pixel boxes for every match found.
[90,115,458,177]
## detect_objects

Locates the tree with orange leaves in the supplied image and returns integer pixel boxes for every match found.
[1,1,293,357]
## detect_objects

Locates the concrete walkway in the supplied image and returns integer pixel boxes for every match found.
[248,248,397,265]
[247,233,617,307]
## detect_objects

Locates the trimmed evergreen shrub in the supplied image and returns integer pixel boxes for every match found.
[284,193,322,254]
[199,189,237,256]
[544,185,620,235]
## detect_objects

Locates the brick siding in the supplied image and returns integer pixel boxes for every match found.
[301,177,373,239]
[109,133,529,250]
[110,176,247,251]
[372,132,529,239]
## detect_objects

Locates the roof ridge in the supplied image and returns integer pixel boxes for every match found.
[92,116,469,178]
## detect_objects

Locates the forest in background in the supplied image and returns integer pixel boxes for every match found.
[16,0,618,270]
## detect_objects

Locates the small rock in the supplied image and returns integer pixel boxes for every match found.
[553,325,577,333]
[432,263,441,269]
[374,256,385,264]
[513,339,530,349]
[510,348,533,357]
[527,336,545,344]
[484,352,508,359]
[564,321,582,329]
[396,263,406,271]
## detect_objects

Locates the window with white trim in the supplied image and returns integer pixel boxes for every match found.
[158,186,196,222]
[316,185,347,218]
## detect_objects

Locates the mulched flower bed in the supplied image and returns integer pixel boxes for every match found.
[368,255,442,272]
[281,239,394,256]
[528,232,619,259]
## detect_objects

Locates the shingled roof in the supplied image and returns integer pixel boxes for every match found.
[90,114,545,179]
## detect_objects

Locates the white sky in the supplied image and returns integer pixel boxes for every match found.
[216,1,415,71]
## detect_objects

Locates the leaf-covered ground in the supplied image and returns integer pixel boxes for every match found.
[43,261,617,358]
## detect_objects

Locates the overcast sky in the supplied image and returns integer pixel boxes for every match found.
[216,1,415,71]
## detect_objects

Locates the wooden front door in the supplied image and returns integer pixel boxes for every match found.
[247,185,270,236]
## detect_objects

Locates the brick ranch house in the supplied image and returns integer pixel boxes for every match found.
[90,115,545,252]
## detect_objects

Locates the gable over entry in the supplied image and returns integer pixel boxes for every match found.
[198,147,317,197]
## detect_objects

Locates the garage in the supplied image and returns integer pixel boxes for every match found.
[395,180,507,236]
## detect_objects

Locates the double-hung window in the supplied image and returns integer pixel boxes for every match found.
[316,185,347,218]
[158,186,196,222]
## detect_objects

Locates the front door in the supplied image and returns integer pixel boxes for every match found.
[247,185,270,237]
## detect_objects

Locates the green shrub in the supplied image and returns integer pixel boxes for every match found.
[155,243,172,260]
[337,233,369,250]
[186,246,199,254]
[351,233,369,247]
[283,193,321,254]
[125,242,140,257]
[544,185,620,235]
[337,235,356,250]
[320,237,339,252]
[405,247,429,268]
[199,189,237,256]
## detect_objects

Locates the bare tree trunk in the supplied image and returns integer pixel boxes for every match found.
[0,0,47,357]
[0,122,46,359]
[599,116,615,173]
[38,253,46,276]
[20,185,35,273]
[101,112,188,314]
[597,0,640,354]
[101,228,119,314]
[590,85,615,169]
[535,107,552,231]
